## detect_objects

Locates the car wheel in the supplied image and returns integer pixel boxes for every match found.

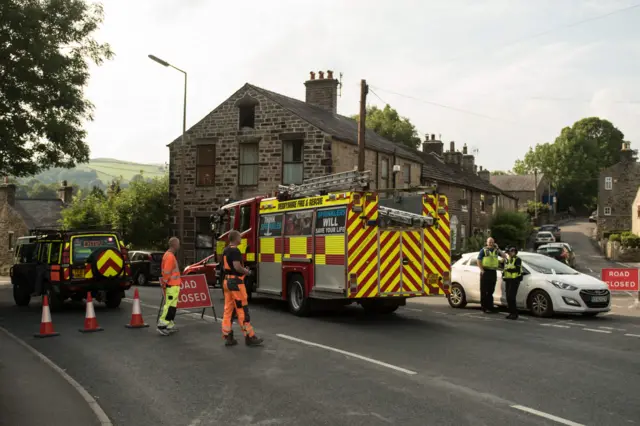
[447,283,467,309]
[136,273,148,286]
[287,274,311,316]
[105,290,122,309]
[582,312,600,317]
[13,282,31,307]
[528,290,553,318]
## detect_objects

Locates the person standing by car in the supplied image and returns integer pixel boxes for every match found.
[477,237,507,313]
[221,230,263,347]
[503,247,523,320]
[158,237,181,336]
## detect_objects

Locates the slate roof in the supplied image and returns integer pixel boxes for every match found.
[490,174,544,192]
[14,199,64,228]
[420,153,514,197]
[248,84,421,162]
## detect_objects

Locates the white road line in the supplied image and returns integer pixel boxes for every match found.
[598,326,626,331]
[588,268,594,273]
[433,311,449,315]
[624,333,640,338]
[541,323,570,328]
[511,405,584,426]
[404,308,422,312]
[583,328,611,334]
[276,334,417,376]
[0,326,113,426]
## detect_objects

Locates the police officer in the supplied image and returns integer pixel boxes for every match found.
[477,237,507,313]
[503,247,523,320]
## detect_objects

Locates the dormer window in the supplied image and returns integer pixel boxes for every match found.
[235,94,259,130]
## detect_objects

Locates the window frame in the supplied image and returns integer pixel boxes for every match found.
[604,177,613,191]
[380,159,390,190]
[196,144,216,187]
[604,206,612,216]
[238,142,259,186]
[282,140,304,185]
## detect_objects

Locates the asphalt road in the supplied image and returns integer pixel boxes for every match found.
[1,281,640,426]
[559,219,620,279]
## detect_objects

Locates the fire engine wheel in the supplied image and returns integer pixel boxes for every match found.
[288,275,311,317]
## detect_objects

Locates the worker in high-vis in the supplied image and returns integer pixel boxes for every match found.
[221,230,263,347]
[158,237,182,336]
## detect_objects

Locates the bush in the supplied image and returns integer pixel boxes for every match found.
[609,233,621,242]
[464,235,485,252]
[490,211,531,249]
[525,201,550,216]
[621,231,640,248]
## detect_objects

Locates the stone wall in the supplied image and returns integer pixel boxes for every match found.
[598,159,640,237]
[0,204,28,274]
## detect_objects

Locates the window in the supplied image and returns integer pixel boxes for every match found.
[239,204,252,232]
[460,224,466,249]
[492,196,497,214]
[480,194,485,213]
[604,177,612,190]
[239,105,255,129]
[38,244,50,263]
[259,214,284,237]
[283,140,303,184]
[195,217,213,261]
[239,143,259,186]
[205,256,217,265]
[8,232,14,251]
[403,164,411,186]
[604,206,612,216]
[284,210,313,236]
[196,145,215,186]
[461,188,466,199]
[381,159,389,189]
[450,216,458,251]
[71,235,117,263]
[467,257,478,267]
[49,242,61,264]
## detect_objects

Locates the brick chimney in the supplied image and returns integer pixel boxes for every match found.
[0,177,16,207]
[443,141,463,168]
[57,180,73,204]
[478,166,491,182]
[422,133,444,157]
[305,70,339,114]
[620,142,636,162]
[461,143,475,172]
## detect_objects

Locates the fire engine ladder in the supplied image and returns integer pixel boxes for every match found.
[378,205,434,228]
[278,170,372,198]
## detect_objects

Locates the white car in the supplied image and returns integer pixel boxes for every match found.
[448,252,611,317]
[534,231,555,248]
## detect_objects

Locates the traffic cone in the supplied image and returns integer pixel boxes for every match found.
[125,288,149,329]
[34,295,59,338]
[79,292,103,333]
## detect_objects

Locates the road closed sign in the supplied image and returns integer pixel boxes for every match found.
[167,274,213,309]
[601,268,639,292]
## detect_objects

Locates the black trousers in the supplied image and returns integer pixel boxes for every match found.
[505,278,521,315]
[480,269,497,311]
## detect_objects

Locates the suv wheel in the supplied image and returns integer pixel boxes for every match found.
[105,290,122,309]
[48,289,64,312]
[13,282,31,307]
[136,273,148,286]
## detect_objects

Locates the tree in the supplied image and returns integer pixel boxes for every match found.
[491,170,510,176]
[490,211,532,249]
[0,0,113,177]
[512,117,628,211]
[351,105,421,150]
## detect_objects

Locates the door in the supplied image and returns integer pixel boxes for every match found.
[462,257,482,302]
[379,230,402,294]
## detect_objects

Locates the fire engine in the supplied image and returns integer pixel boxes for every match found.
[209,170,451,316]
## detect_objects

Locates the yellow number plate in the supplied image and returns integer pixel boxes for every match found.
[72,269,85,279]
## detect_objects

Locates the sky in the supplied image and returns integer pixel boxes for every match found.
[84,0,640,171]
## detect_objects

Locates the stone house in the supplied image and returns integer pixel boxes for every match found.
[0,180,73,274]
[490,173,551,209]
[167,70,424,264]
[632,187,640,236]
[597,142,640,237]
[420,137,518,251]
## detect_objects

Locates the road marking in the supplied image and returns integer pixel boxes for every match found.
[583,328,611,334]
[588,268,593,273]
[541,323,570,328]
[433,311,449,315]
[511,404,584,426]
[404,308,422,312]
[0,326,113,426]
[276,334,417,376]
[624,333,640,338]
[598,326,626,331]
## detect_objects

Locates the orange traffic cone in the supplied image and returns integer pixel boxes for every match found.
[125,288,149,329]
[34,295,59,338]
[79,292,103,333]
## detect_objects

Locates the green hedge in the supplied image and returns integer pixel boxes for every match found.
[609,231,640,248]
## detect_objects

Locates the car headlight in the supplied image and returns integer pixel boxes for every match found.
[549,280,577,291]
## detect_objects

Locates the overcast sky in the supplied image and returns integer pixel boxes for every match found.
[84,0,640,171]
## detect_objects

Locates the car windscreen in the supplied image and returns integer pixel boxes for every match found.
[72,235,118,263]
[519,254,577,275]
[537,232,553,238]
[540,225,556,231]
[538,247,563,256]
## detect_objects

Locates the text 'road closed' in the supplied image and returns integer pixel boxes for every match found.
[602,268,639,292]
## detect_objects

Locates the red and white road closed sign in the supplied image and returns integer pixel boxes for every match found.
[165,274,212,309]
[601,268,639,292]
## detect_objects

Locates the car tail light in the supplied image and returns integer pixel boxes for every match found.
[61,250,70,265]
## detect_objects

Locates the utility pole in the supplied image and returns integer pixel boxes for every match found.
[357,79,368,172]
[533,168,538,220]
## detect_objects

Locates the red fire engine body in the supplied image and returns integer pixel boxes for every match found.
[210,171,451,316]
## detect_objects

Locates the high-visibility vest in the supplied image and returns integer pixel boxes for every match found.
[481,248,500,269]
[161,251,181,287]
[503,256,522,280]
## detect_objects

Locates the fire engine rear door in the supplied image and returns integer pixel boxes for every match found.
[379,230,425,295]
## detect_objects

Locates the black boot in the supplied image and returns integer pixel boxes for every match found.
[245,335,264,347]
[224,331,238,347]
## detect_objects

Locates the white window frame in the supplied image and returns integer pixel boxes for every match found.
[604,206,612,216]
[604,177,612,191]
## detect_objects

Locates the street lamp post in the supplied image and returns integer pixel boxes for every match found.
[148,54,187,265]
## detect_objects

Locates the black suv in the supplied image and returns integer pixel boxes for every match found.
[129,250,164,286]
[10,228,133,311]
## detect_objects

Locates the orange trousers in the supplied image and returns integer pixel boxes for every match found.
[222,278,255,338]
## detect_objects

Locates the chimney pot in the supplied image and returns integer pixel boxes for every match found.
[431,134,436,141]
[479,166,483,171]
[309,71,316,80]
[318,71,325,79]
[450,141,455,152]
[462,143,468,155]
[327,70,334,79]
